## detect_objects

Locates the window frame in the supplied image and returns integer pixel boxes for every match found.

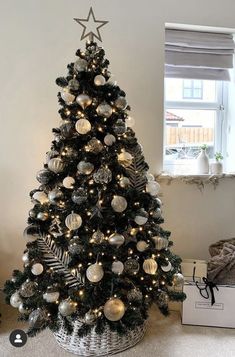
[183,79,203,100]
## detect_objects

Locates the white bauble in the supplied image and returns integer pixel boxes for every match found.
[61,90,75,104]
[96,102,113,118]
[146,181,160,196]
[143,258,158,275]
[75,119,91,134]
[31,263,44,276]
[59,299,76,316]
[115,96,128,110]
[125,116,135,128]
[104,134,116,146]
[48,157,65,174]
[117,151,133,167]
[112,261,124,274]
[19,302,30,314]
[111,195,127,212]
[104,298,125,321]
[76,94,92,109]
[10,292,22,308]
[32,191,48,204]
[86,263,104,283]
[63,176,75,189]
[136,241,148,252]
[43,291,60,303]
[134,209,148,225]
[65,212,82,230]
[94,74,106,86]
[161,261,172,272]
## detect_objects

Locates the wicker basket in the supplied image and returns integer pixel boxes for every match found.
[53,315,147,356]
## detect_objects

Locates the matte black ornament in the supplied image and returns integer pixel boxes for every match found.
[23,224,41,242]
[93,167,112,184]
[124,259,140,275]
[68,78,80,91]
[72,188,88,205]
[36,169,54,184]
[113,119,126,135]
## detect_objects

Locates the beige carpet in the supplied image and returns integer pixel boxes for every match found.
[1,294,235,357]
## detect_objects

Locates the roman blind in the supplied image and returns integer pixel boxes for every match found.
[165,29,235,81]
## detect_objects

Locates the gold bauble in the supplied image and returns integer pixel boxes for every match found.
[104,298,125,321]
[143,258,158,275]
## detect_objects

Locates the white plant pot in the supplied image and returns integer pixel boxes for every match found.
[210,162,223,175]
[196,149,209,174]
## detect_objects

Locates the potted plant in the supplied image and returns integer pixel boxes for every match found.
[210,152,223,175]
[196,144,209,174]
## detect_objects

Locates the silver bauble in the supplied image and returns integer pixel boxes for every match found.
[29,209,36,218]
[146,173,155,181]
[22,252,29,265]
[161,261,172,272]
[60,122,74,138]
[68,78,80,91]
[108,233,125,247]
[86,263,104,283]
[59,299,76,316]
[143,259,158,275]
[104,298,125,321]
[111,261,124,275]
[134,209,148,225]
[93,167,112,184]
[76,94,92,109]
[124,259,140,275]
[104,134,116,146]
[115,96,128,110]
[61,90,75,104]
[118,151,133,167]
[77,161,94,175]
[86,138,103,153]
[48,189,63,205]
[23,224,41,242]
[19,281,37,298]
[63,176,75,189]
[146,181,160,196]
[111,195,127,212]
[43,290,60,303]
[74,58,88,72]
[91,229,104,244]
[31,263,44,276]
[152,236,168,250]
[19,302,30,314]
[65,212,82,230]
[36,169,53,184]
[113,119,126,135]
[136,241,148,252]
[32,191,48,204]
[68,236,83,255]
[46,150,59,163]
[96,102,113,118]
[37,212,49,221]
[28,308,48,329]
[48,157,65,174]
[172,273,184,287]
[75,119,91,134]
[10,292,22,308]
[119,177,130,188]
[85,310,97,325]
[72,188,88,205]
[94,74,106,86]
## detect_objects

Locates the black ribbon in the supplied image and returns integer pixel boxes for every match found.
[195,277,219,305]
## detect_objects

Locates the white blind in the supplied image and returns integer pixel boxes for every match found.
[165,29,235,81]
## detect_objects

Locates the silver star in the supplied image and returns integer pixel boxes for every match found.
[74,7,108,42]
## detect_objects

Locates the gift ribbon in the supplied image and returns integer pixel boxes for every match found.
[195,277,219,305]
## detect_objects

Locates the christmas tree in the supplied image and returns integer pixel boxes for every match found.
[4,7,185,354]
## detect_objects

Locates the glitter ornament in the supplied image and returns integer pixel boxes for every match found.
[86,138,103,153]
[124,259,140,275]
[136,241,148,252]
[104,298,125,321]
[74,58,88,72]
[108,233,125,247]
[86,263,104,283]
[68,236,83,255]
[61,90,75,104]
[111,195,127,212]
[113,119,126,135]
[75,119,91,134]
[146,181,160,196]
[48,157,65,174]
[134,209,148,225]
[112,261,124,275]
[10,292,22,308]
[59,299,77,316]
[115,96,128,110]
[72,188,88,205]
[68,78,80,91]
[152,236,168,250]
[104,134,116,146]
[143,259,158,275]
[36,169,54,184]
[172,273,184,287]
[65,212,82,230]
[93,167,112,184]
[94,74,106,86]
[157,291,169,307]
[118,151,133,167]
[77,161,94,175]
[28,308,48,329]
[91,229,104,244]
[63,176,75,189]
[19,281,37,298]
[76,94,92,109]
[96,102,113,118]
[31,263,44,276]
[152,208,162,219]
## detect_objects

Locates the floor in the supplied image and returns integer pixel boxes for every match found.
[1,294,235,357]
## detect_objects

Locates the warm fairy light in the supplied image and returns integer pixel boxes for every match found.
[87,211,91,216]
[89,252,93,257]
[145,295,149,298]
[157,254,160,257]
[161,281,165,285]
[152,280,157,285]
[79,290,84,296]
[107,230,110,234]
[140,277,144,281]
[89,180,94,185]
[78,264,83,268]
[114,294,117,297]
[89,190,94,194]
[71,269,76,274]
[149,287,153,291]
[101,252,105,256]
[56,300,59,304]
[152,254,156,258]
[113,256,116,260]
[129,249,133,255]
[148,231,152,234]
[139,227,143,231]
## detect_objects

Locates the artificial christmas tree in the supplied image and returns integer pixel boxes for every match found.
[4,8,185,356]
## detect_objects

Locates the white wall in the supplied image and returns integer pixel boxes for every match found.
[1,0,235,283]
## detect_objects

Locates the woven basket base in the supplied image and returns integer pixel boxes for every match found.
[53,316,147,356]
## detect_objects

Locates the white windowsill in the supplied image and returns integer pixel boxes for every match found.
[158,172,235,179]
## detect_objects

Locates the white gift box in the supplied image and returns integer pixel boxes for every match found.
[181,259,207,282]
[182,282,235,328]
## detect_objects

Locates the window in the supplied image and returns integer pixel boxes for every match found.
[183,80,203,99]
[164,78,227,174]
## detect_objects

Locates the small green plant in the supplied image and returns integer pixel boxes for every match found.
[201,144,208,150]
[215,152,223,162]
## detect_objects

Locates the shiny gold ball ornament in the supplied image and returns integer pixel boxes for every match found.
[172,273,184,287]
[31,263,44,276]
[104,134,116,146]
[75,119,91,134]
[59,299,76,316]
[77,161,94,175]
[152,236,168,250]
[136,240,148,252]
[32,191,48,204]
[74,58,88,72]
[115,96,128,110]
[65,212,82,230]
[108,233,125,247]
[48,157,65,174]
[111,195,127,212]
[118,151,133,167]
[94,74,106,86]
[104,298,125,321]
[61,90,75,104]
[143,258,158,275]
[146,181,160,196]
[86,263,104,283]
[96,102,113,118]
[63,176,75,189]
[76,94,92,109]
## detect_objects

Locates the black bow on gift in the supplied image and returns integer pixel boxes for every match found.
[195,277,219,305]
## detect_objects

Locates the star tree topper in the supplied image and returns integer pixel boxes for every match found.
[74,7,108,42]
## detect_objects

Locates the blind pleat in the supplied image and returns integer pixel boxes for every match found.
[165,29,235,81]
